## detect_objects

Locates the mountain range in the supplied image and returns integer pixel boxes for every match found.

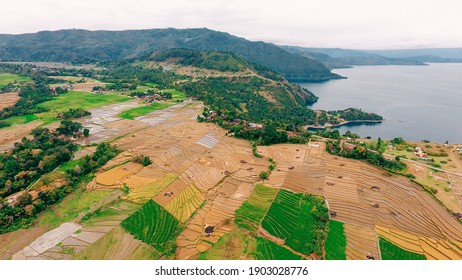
[0,28,461,80]
[0,28,339,82]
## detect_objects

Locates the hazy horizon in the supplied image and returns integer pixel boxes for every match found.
[2,0,462,50]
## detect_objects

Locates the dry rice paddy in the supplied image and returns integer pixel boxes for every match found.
[0,92,19,110]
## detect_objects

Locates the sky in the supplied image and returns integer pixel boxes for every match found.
[2,0,462,49]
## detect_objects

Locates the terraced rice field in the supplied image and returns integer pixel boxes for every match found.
[163,184,205,223]
[121,200,180,252]
[254,237,303,260]
[264,142,462,260]
[74,226,160,260]
[39,189,114,228]
[376,225,462,260]
[344,223,380,260]
[95,162,143,187]
[8,100,462,260]
[175,179,254,260]
[325,220,347,260]
[261,190,328,255]
[235,184,279,232]
[124,173,178,204]
[379,237,426,260]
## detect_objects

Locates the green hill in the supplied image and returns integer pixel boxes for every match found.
[0,28,340,82]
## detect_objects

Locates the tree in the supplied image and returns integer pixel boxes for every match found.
[83,128,90,137]
[377,137,382,150]
[16,192,32,208]
[141,156,152,167]
[259,171,269,181]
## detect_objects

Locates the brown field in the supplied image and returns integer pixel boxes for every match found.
[72,81,107,92]
[344,223,381,260]
[0,120,43,152]
[94,162,144,187]
[0,92,19,110]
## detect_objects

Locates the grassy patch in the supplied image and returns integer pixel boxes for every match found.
[160,89,187,100]
[198,229,257,260]
[36,91,131,124]
[38,188,112,228]
[121,200,180,252]
[118,102,172,120]
[261,190,328,255]
[57,158,84,173]
[235,184,278,232]
[379,238,426,260]
[325,220,347,260]
[0,73,31,85]
[81,200,141,226]
[253,237,303,260]
[1,114,39,126]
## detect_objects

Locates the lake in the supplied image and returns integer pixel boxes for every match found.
[300,63,462,143]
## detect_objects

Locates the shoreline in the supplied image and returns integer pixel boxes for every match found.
[305,119,383,130]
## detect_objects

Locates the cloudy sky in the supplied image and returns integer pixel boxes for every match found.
[2,0,462,49]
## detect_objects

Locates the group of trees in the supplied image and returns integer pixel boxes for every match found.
[151,49,247,73]
[130,90,172,99]
[66,143,120,178]
[0,82,53,120]
[0,120,85,198]
[0,139,120,234]
[325,140,406,172]
[57,108,91,120]
[132,154,152,167]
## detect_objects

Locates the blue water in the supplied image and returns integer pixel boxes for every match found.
[300,64,462,143]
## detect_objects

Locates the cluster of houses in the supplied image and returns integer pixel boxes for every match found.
[138,92,169,102]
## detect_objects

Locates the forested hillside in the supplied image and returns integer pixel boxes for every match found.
[0,28,340,82]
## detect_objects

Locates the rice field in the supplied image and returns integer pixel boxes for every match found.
[235,184,279,232]
[74,226,161,260]
[261,189,328,256]
[325,220,347,260]
[95,162,143,187]
[0,73,31,85]
[124,173,178,204]
[121,200,180,252]
[36,91,131,124]
[376,225,462,260]
[0,92,19,111]
[118,102,173,120]
[253,237,303,260]
[39,189,113,228]
[9,98,462,260]
[379,237,426,260]
[163,184,205,223]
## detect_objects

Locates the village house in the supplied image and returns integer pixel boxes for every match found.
[414,147,432,161]
[248,123,263,129]
[343,143,356,151]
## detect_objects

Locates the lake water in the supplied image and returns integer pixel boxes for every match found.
[300,63,462,143]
